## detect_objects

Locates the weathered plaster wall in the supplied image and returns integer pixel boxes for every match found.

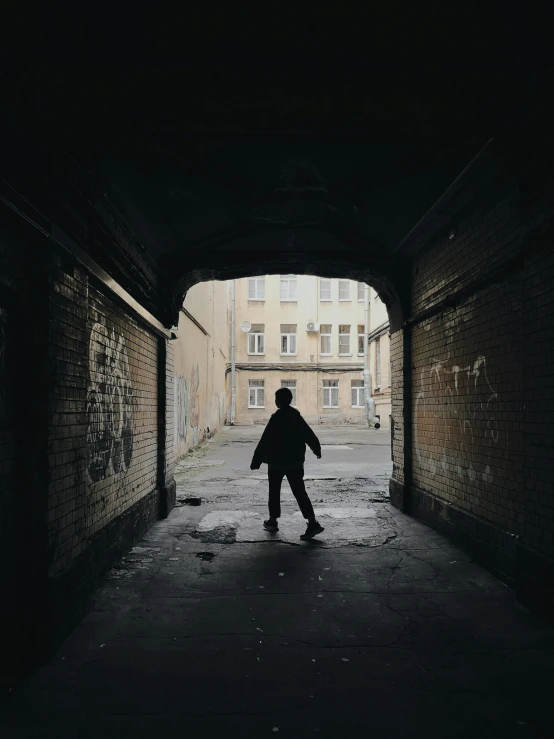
[368,287,392,429]
[173,281,229,459]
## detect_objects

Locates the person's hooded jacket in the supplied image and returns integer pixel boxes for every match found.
[251,406,321,469]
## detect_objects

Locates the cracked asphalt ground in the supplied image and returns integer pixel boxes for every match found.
[4,426,554,738]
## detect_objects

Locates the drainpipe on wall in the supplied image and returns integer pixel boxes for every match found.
[363,285,381,429]
[230,279,236,425]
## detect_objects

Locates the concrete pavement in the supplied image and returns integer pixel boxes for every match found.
[3,425,553,738]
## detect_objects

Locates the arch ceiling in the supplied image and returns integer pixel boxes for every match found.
[1,10,551,325]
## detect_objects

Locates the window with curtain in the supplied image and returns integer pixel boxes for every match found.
[358,325,365,355]
[280,324,297,355]
[247,324,265,355]
[320,324,332,355]
[322,379,339,407]
[339,325,351,355]
[351,379,364,407]
[248,380,265,407]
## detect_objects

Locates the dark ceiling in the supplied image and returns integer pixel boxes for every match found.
[1,7,552,324]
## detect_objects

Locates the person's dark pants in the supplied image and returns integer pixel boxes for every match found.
[268,467,315,521]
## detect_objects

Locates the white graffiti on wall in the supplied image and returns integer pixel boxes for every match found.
[86,322,134,482]
[414,355,507,484]
[175,375,189,442]
[175,364,201,447]
[189,364,200,445]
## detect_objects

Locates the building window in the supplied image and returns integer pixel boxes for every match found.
[248,380,265,408]
[358,282,366,301]
[358,325,365,355]
[339,325,351,355]
[248,276,265,300]
[351,379,364,407]
[320,324,332,356]
[280,324,297,355]
[280,275,297,301]
[322,379,339,408]
[319,278,332,301]
[281,379,297,407]
[247,324,265,355]
[338,280,351,301]
[375,337,381,388]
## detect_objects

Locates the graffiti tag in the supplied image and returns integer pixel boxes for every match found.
[86,322,134,482]
[175,375,189,441]
[175,364,201,447]
[414,355,506,484]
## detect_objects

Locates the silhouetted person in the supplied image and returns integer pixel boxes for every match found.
[250,387,325,540]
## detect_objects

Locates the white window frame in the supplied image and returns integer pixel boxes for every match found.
[357,282,366,301]
[248,276,265,301]
[320,324,332,356]
[280,325,297,356]
[358,325,365,356]
[280,274,298,302]
[322,380,339,408]
[247,326,265,355]
[351,380,364,408]
[319,278,332,301]
[281,379,297,407]
[248,380,265,408]
[338,280,351,301]
[339,325,351,356]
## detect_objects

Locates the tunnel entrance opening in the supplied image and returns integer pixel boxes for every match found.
[170,269,396,549]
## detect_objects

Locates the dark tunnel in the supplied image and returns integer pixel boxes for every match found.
[1,7,554,737]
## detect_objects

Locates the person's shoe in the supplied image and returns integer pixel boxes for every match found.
[263,519,279,532]
[300,521,325,540]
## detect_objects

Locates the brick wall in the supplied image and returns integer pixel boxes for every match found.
[47,250,160,577]
[389,329,405,507]
[404,159,554,609]
[163,340,176,513]
[0,202,176,675]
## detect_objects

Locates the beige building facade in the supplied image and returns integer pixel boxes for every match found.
[367,287,392,429]
[173,280,229,460]
[231,274,391,426]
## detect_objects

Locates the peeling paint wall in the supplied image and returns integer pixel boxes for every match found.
[173,281,229,459]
